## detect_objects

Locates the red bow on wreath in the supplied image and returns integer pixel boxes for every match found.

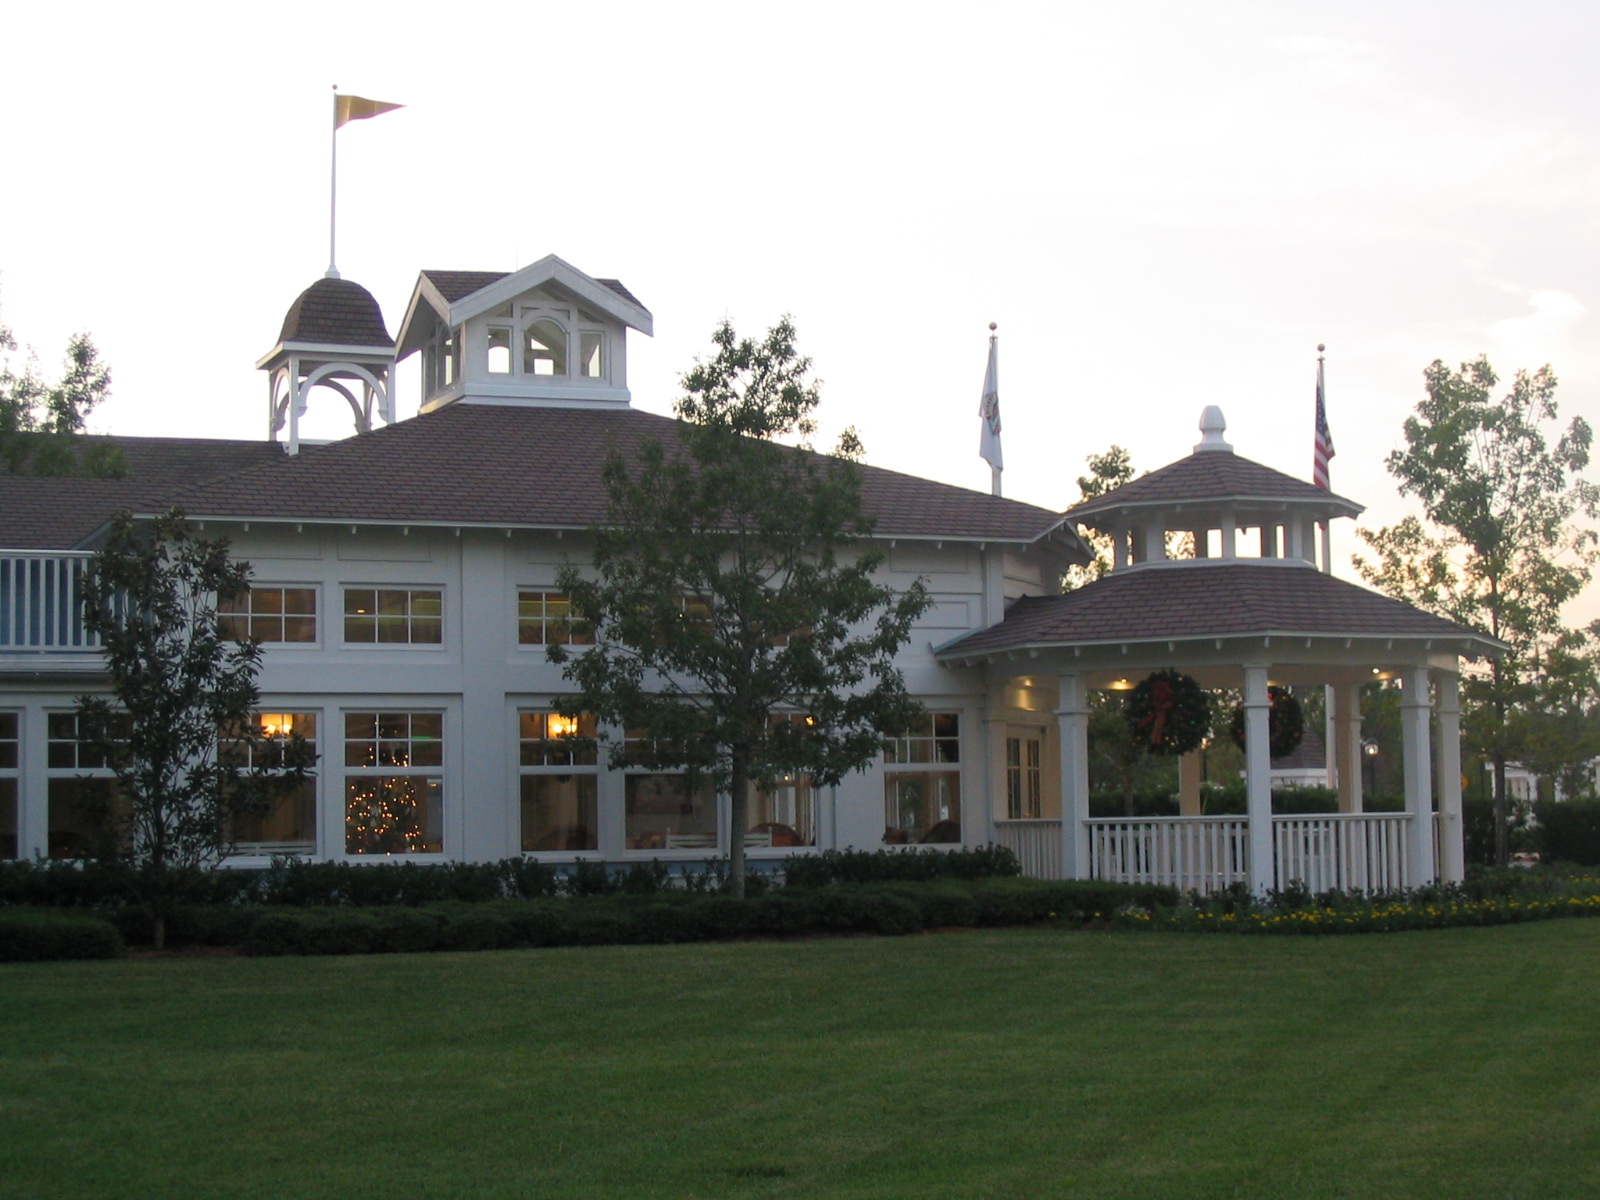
[1138,679,1175,749]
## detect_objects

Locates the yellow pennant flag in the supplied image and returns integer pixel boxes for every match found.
[335,94,403,130]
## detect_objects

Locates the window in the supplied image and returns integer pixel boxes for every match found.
[579,330,604,378]
[487,327,513,374]
[749,714,817,847]
[517,590,593,646]
[1005,731,1043,820]
[0,713,16,859]
[343,588,442,644]
[623,730,715,851]
[45,712,129,859]
[524,319,568,376]
[883,711,961,844]
[519,712,599,852]
[218,587,316,644]
[343,712,443,854]
[226,712,318,854]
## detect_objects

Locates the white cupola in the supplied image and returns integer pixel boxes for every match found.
[393,254,653,414]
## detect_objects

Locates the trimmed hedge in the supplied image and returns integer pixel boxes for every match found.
[1533,799,1600,866]
[0,911,124,962]
[780,846,1020,888]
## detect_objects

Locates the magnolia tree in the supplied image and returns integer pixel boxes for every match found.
[551,319,930,896]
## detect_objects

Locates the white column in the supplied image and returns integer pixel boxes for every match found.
[983,709,1006,836]
[1435,672,1465,884]
[1113,529,1129,570]
[1221,511,1237,559]
[1334,681,1363,813]
[1055,673,1091,880]
[1401,667,1436,886]
[1243,666,1274,895]
[1178,750,1202,816]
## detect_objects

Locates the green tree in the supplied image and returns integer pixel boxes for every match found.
[0,304,122,476]
[76,510,309,947]
[1064,445,1135,587]
[551,319,931,897]
[1356,356,1599,864]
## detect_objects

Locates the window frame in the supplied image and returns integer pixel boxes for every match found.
[517,710,600,854]
[341,709,446,856]
[218,585,319,646]
[883,710,963,845]
[341,587,445,647]
[516,589,593,648]
[223,711,320,857]
[0,711,17,860]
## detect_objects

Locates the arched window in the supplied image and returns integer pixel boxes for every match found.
[524,319,568,376]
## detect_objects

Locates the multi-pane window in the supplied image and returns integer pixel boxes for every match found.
[518,712,599,852]
[218,587,317,643]
[343,589,443,644]
[0,713,16,859]
[344,712,443,854]
[45,712,129,859]
[883,711,961,844]
[517,590,593,646]
[622,730,716,851]
[749,713,817,847]
[1005,732,1043,820]
[226,713,318,854]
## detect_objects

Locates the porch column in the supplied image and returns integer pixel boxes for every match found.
[1436,672,1465,883]
[1178,750,1202,816]
[1401,667,1437,886]
[1055,672,1091,880]
[1243,666,1274,895]
[1333,681,1363,813]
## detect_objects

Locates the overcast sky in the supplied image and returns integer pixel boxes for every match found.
[5,1,1599,614]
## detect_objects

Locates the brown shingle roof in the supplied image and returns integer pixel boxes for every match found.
[1,437,285,549]
[128,404,1085,549]
[277,278,394,348]
[938,563,1496,655]
[421,270,645,311]
[1067,451,1361,521]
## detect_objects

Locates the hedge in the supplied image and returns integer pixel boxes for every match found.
[0,911,124,962]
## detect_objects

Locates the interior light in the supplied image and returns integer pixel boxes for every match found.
[548,714,578,739]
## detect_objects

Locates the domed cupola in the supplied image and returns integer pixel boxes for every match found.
[258,276,397,454]
[1065,406,1364,572]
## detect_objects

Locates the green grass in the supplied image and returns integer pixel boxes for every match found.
[4,923,1600,1199]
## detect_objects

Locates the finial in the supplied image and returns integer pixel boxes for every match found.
[1194,405,1233,453]
[1317,342,1326,356]
[989,322,997,332]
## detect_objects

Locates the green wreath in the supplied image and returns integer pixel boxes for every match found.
[1229,687,1305,759]
[1124,670,1210,756]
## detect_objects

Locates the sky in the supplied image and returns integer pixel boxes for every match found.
[5,1,1600,614]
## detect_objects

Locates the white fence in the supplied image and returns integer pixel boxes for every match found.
[0,552,99,653]
[999,813,1420,893]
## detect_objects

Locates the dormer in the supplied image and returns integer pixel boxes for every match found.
[394,255,653,413]
[1066,407,1364,573]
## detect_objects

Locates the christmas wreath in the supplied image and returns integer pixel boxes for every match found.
[1229,687,1305,759]
[1124,669,1210,756]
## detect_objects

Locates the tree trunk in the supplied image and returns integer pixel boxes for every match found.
[1493,753,1509,868]
[153,912,167,953]
[728,750,749,900]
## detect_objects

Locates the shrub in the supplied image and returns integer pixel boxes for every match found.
[0,911,123,961]
[1533,798,1600,866]
[781,845,1020,888]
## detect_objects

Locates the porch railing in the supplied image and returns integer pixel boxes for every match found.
[1088,816,1250,892]
[1272,814,1410,893]
[0,552,100,655]
[993,819,1061,879]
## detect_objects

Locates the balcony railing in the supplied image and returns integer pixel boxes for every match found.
[0,552,102,660]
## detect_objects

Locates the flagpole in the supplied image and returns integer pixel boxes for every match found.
[328,86,340,280]
[1317,343,1328,571]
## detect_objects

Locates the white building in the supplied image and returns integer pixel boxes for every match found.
[0,257,1501,890]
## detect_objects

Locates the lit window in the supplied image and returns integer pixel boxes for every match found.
[517,590,593,646]
[524,319,568,376]
[343,712,443,854]
[622,730,716,851]
[1005,733,1042,820]
[343,588,442,645]
[883,712,961,844]
[579,330,603,378]
[518,712,599,852]
[219,587,316,644]
[749,713,817,847]
[227,712,318,855]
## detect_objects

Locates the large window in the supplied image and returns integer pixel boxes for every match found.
[623,731,716,851]
[0,713,16,859]
[1005,730,1043,820]
[226,713,318,854]
[343,588,443,645]
[883,711,961,844]
[517,590,593,647]
[219,587,317,644]
[748,713,817,847]
[45,712,129,859]
[519,712,598,852]
[343,712,443,854]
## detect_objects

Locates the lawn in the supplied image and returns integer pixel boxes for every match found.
[3,922,1599,1200]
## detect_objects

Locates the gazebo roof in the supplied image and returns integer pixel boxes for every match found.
[1066,451,1362,526]
[936,562,1501,662]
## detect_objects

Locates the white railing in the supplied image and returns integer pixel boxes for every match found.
[1273,814,1410,893]
[0,552,100,653]
[993,819,1061,879]
[1088,816,1249,892]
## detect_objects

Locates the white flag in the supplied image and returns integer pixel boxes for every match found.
[978,333,1002,473]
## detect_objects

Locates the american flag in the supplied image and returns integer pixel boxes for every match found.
[1313,352,1334,489]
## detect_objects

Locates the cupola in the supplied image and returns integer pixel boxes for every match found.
[1065,408,1363,572]
[258,277,397,455]
[392,254,653,413]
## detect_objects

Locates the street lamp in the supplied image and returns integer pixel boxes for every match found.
[1362,739,1379,799]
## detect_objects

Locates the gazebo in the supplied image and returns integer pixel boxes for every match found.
[938,408,1505,894]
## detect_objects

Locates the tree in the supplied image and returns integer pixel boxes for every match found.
[1064,445,1135,587]
[551,319,931,896]
[0,304,122,477]
[76,510,309,947]
[1356,356,1600,864]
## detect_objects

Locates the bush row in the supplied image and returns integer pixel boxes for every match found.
[1088,785,1406,819]
[0,911,124,962]
[779,845,1020,887]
